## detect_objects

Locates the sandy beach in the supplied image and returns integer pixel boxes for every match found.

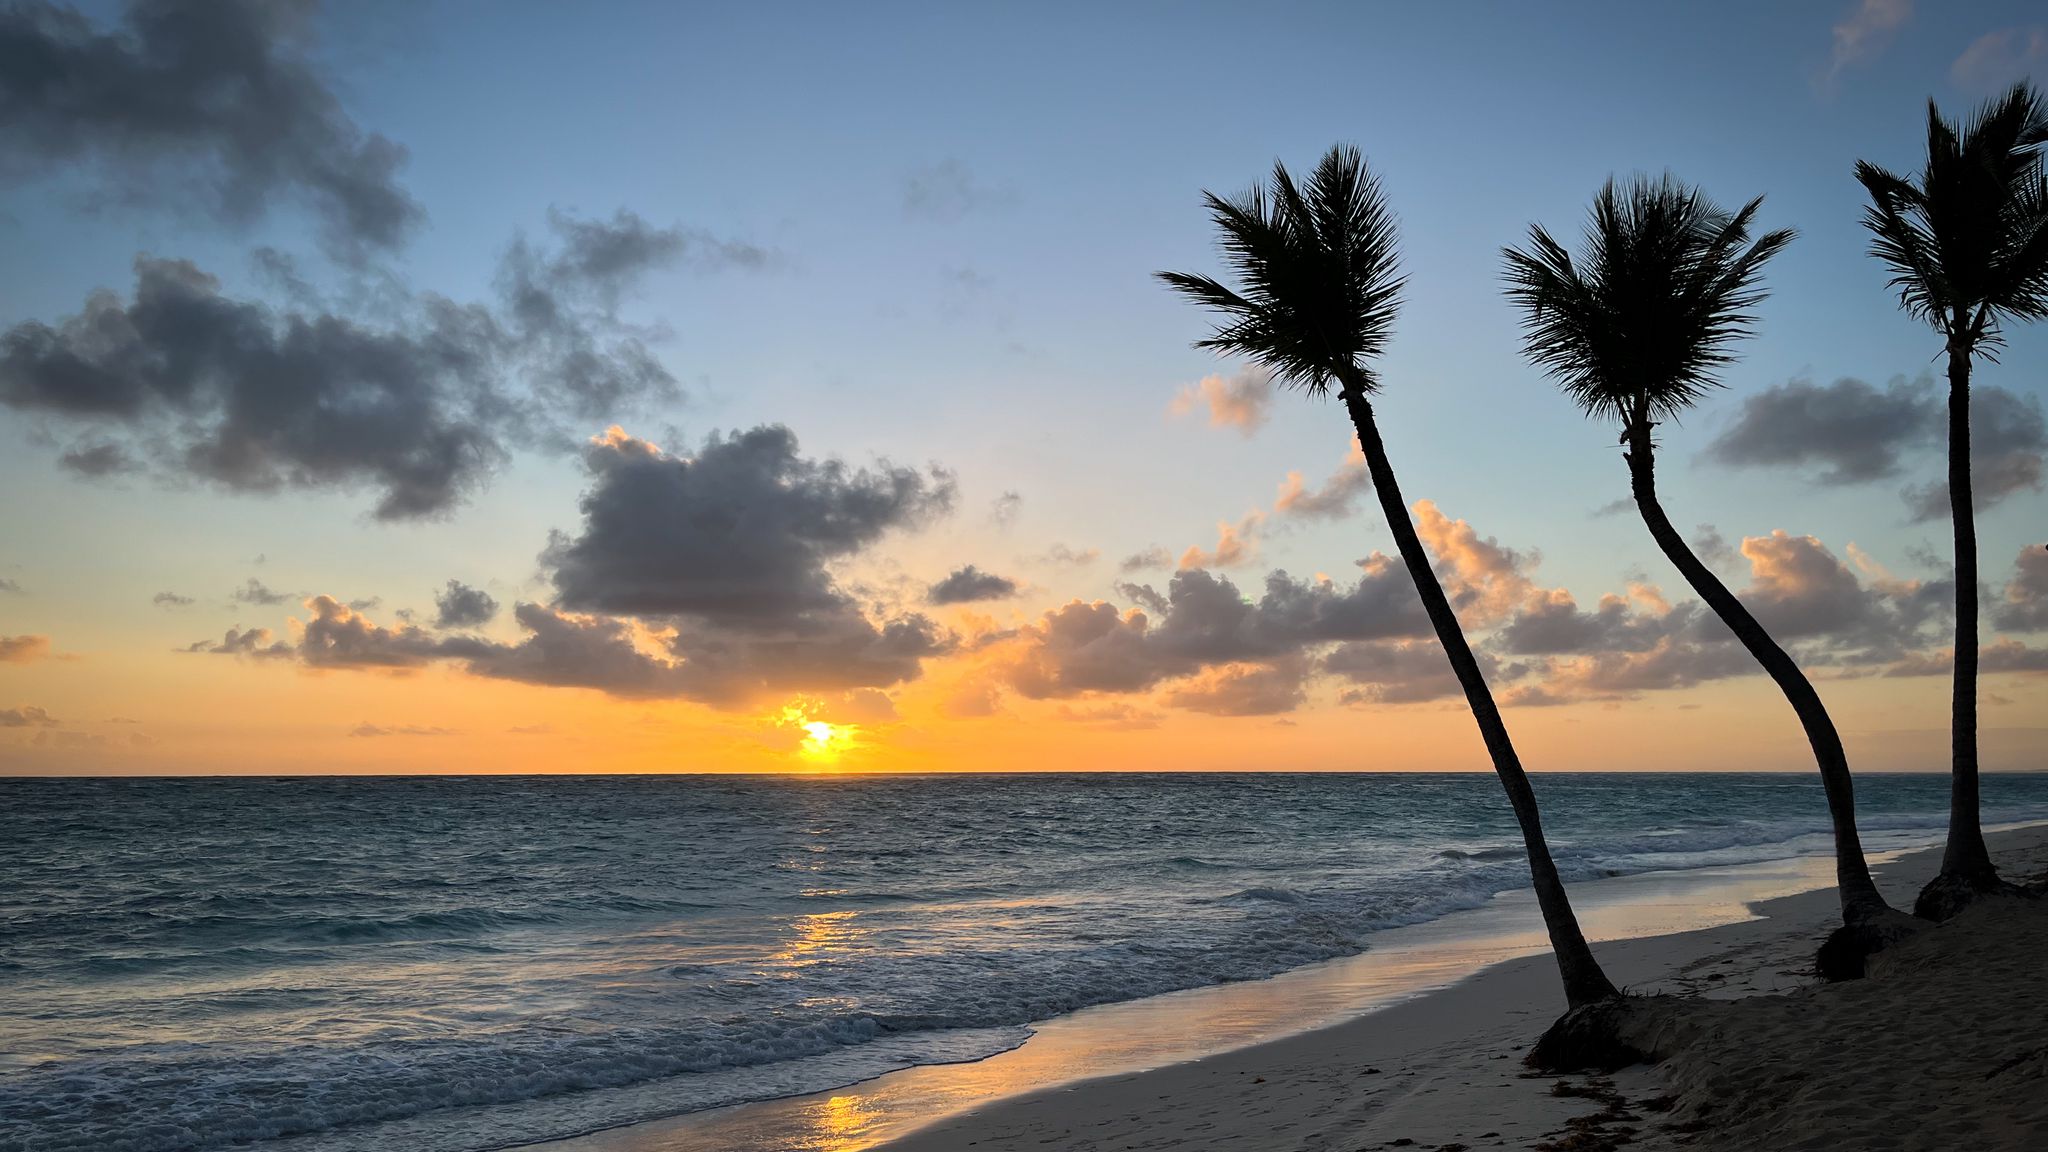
[884,826,2048,1152]
[541,824,2048,1152]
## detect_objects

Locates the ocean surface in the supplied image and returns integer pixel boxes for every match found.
[4,772,2047,1152]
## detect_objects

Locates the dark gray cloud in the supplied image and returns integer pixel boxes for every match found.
[1704,375,2045,520]
[230,576,291,606]
[1328,641,1472,705]
[1902,386,2046,520]
[993,564,1430,704]
[1497,590,1687,656]
[1706,376,1939,484]
[200,426,959,706]
[1993,545,2048,632]
[0,207,725,517]
[1118,547,1171,573]
[183,624,291,658]
[433,579,498,628]
[151,590,193,608]
[57,440,140,476]
[0,0,422,256]
[0,703,58,727]
[927,565,1018,604]
[0,577,20,594]
[547,425,955,619]
[494,208,706,421]
[0,257,505,518]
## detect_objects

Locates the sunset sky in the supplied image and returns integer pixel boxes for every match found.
[3,0,2045,775]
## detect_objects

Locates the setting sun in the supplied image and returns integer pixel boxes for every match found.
[801,721,853,760]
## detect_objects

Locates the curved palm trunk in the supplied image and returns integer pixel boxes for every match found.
[1341,381,1618,1007]
[1622,417,1890,925]
[1929,338,1999,908]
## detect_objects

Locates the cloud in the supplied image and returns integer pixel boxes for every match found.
[1993,545,2048,632]
[0,209,733,518]
[989,563,1429,705]
[1164,659,1309,716]
[1412,500,1537,626]
[0,577,20,594]
[0,704,58,727]
[0,256,506,519]
[185,624,292,658]
[902,158,1010,221]
[990,491,1022,528]
[1825,0,1911,84]
[0,634,52,663]
[152,591,194,608]
[1168,367,1272,436]
[1327,640,1470,705]
[1705,376,1939,484]
[1704,376,2042,520]
[1178,513,1262,570]
[57,440,140,476]
[230,577,292,606]
[1902,386,2045,520]
[202,425,960,707]
[1952,26,2048,92]
[1885,638,2048,677]
[1034,543,1099,567]
[349,722,455,737]
[927,565,1019,604]
[546,425,954,619]
[434,580,499,628]
[0,0,422,256]
[1118,547,1172,573]
[832,687,898,724]
[1275,440,1370,519]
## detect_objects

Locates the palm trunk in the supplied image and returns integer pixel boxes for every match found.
[1926,334,1999,911]
[1341,381,1618,1007]
[1621,415,1890,925]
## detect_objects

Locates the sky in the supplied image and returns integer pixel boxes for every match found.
[1,0,2045,775]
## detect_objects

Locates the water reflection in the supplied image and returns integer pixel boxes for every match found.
[537,855,1842,1152]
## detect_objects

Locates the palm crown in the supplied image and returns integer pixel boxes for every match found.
[1855,81,2048,350]
[1156,144,1402,396]
[1502,175,1793,427]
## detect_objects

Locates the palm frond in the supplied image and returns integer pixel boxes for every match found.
[1155,144,1403,396]
[1857,80,2048,341]
[1501,174,1791,428]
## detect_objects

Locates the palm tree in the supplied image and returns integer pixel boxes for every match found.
[1856,82,2048,920]
[1159,145,1620,1009]
[1502,176,1899,933]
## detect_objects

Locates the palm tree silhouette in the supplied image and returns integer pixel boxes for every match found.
[1502,175,1899,933]
[1159,145,1620,1009]
[1856,82,2048,920]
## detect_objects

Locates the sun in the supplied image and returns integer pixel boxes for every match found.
[800,721,851,760]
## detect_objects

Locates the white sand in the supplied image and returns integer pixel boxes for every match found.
[537,826,2048,1152]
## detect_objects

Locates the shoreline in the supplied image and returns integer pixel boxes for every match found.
[531,823,2047,1152]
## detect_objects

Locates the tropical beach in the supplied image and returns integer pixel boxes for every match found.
[5,3,2048,1151]
[529,824,2048,1152]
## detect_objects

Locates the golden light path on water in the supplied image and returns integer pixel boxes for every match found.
[535,852,1868,1152]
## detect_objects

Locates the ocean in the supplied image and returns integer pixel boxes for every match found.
[4,771,2046,1152]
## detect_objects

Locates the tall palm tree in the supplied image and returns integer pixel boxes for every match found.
[1159,145,1619,1009]
[1856,82,2048,920]
[1502,176,1897,931]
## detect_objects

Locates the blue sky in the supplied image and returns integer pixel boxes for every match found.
[1,0,2044,773]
